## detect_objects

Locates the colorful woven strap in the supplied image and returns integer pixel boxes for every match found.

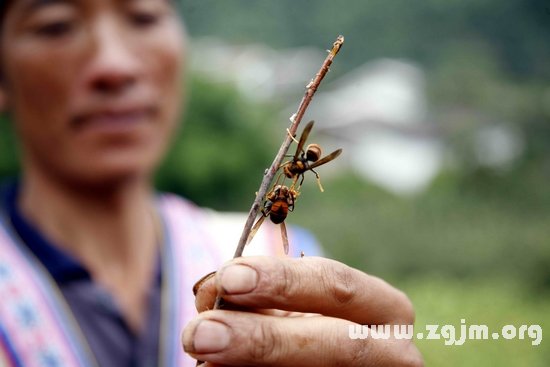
[0,214,97,367]
[158,194,223,366]
[0,323,21,367]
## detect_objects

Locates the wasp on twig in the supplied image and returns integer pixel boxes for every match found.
[282,120,342,192]
[246,184,298,254]
[247,121,341,255]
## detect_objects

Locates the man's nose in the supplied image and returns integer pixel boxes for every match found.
[83,20,142,95]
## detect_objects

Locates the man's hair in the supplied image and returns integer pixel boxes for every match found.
[0,0,13,29]
[0,1,182,27]
[0,0,12,24]
[0,0,11,80]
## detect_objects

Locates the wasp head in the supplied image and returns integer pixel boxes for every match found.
[306,144,322,162]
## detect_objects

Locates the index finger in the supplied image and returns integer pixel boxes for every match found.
[211,256,414,325]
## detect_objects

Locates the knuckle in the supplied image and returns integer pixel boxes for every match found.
[247,320,284,363]
[271,259,299,301]
[322,261,356,306]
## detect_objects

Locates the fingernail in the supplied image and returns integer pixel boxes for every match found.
[193,271,217,296]
[184,320,231,354]
[220,264,258,294]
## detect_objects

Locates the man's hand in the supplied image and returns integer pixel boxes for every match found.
[182,256,423,367]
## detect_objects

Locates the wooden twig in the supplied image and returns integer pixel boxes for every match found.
[213,35,344,310]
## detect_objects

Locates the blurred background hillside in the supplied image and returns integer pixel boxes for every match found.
[1,0,549,365]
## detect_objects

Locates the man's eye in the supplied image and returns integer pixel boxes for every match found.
[35,21,73,37]
[131,12,163,27]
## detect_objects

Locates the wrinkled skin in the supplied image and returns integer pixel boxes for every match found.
[187,256,423,367]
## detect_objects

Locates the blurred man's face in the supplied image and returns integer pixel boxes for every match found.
[0,0,186,187]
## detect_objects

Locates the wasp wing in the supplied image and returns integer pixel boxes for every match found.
[307,148,342,170]
[246,215,266,246]
[293,120,315,161]
[280,221,289,255]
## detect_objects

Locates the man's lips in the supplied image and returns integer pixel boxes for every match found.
[72,106,157,133]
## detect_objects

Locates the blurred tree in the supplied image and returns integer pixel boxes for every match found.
[180,0,550,78]
[155,75,280,211]
[0,115,19,179]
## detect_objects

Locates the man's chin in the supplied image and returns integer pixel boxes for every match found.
[59,163,154,195]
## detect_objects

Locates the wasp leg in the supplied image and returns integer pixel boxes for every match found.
[288,193,296,212]
[288,202,295,212]
[311,168,324,192]
[273,172,286,188]
[280,221,290,255]
[286,128,300,144]
[289,176,299,191]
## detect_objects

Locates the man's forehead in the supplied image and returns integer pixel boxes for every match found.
[2,0,174,28]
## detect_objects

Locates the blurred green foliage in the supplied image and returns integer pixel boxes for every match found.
[181,0,550,79]
[402,277,550,366]
[0,114,18,178]
[155,75,280,211]
[292,170,550,290]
